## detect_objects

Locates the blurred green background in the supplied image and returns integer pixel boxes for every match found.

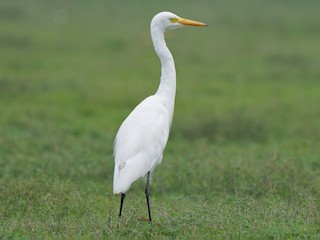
[0,0,320,238]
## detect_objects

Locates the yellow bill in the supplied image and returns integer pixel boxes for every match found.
[178,18,208,26]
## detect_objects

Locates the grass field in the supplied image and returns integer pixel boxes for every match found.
[1,0,320,239]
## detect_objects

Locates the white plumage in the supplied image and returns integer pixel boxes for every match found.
[113,96,171,194]
[113,11,207,222]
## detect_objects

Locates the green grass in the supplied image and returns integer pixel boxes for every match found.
[1,0,320,239]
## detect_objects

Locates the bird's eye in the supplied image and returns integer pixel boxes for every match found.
[169,18,174,22]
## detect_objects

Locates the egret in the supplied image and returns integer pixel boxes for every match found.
[113,11,207,223]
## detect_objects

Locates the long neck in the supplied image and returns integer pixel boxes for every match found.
[151,26,176,108]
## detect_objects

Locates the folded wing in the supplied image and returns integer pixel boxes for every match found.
[113,96,170,194]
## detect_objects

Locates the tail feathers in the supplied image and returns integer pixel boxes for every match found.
[113,157,150,194]
[113,179,131,195]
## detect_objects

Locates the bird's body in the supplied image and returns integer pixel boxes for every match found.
[113,95,172,194]
[113,11,206,222]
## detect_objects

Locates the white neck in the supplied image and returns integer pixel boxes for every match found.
[151,25,176,116]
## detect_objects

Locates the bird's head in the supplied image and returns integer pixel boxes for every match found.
[151,11,207,32]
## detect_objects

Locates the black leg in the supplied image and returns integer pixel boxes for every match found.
[145,171,152,223]
[119,193,126,218]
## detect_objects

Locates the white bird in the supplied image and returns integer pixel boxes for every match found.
[113,11,207,222]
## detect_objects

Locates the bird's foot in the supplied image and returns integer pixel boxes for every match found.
[138,217,152,224]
